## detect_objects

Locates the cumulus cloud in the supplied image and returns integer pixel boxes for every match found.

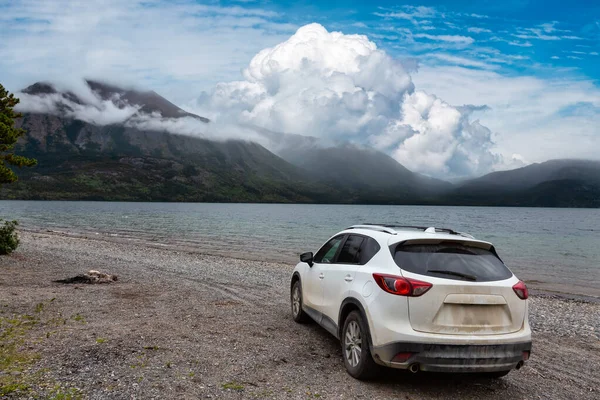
[194,23,500,178]
[370,92,499,176]
[412,65,600,164]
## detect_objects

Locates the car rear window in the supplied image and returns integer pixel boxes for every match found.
[393,242,513,282]
[358,237,381,265]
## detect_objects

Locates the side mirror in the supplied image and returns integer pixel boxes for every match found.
[300,252,314,267]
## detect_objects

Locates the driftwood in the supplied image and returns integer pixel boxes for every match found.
[54,270,118,284]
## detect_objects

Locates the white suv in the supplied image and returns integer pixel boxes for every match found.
[290,224,532,379]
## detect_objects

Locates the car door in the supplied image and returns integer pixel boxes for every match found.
[303,235,345,316]
[320,234,365,330]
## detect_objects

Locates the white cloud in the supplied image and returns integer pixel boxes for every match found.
[468,27,492,34]
[508,40,533,47]
[413,66,600,165]
[0,0,296,103]
[538,22,559,33]
[3,1,598,177]
[414,34,475,44]
[15,84,142,125]
[428,54,497,69]
[374,6,437,23]
[370,91,500,176]
[513,23,583,41]
[514,33,561,41]
[194,23,501,178]
[14,81,265,143]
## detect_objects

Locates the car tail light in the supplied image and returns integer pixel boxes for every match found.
[512,280,529,300]
[391,352,415,363]
[522,351,530,361]
[373,273,432,297]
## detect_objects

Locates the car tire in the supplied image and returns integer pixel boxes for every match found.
[341,310,380,380]
[291,280,310,323]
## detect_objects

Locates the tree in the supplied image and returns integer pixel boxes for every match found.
[0,83,37,185]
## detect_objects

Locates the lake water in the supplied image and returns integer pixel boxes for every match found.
[1,201,599,298]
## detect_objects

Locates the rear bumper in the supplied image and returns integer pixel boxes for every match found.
[372,341,532,373]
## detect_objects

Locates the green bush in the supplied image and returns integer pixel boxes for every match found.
[0,220,19,255]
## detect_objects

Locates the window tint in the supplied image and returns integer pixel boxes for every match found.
[393,242,512,282]
[314,235,344,263]
[337,235,365,264]
[358,237,381,265]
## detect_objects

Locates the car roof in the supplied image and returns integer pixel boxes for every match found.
[340,224,493,249]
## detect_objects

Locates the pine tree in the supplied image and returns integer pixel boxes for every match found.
[0,83,37,185]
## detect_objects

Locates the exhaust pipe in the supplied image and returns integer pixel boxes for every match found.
[408,363,420,373]
[515,361,524,370]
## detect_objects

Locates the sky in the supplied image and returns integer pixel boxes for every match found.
[0,0,599,178]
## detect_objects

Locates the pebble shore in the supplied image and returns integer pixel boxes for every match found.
[0,231,598,399]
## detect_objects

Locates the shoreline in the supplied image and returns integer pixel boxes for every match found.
[21,227,600,303]
[1,231,598,399]
[2,198,600,209]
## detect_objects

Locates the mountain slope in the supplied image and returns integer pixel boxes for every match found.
[445,159,600,207]
[4,80,599,207]
[22,80,209,122]
[4,80,457,204]
[7,115,341,202]
[250,125,452,199]
[3,82,345,202]
[279,143,451,196]
[457,159,600,192]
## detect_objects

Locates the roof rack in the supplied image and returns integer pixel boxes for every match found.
[347,223,474,239]
[346,225,399,235]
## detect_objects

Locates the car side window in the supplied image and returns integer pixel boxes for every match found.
[336,235,365,264]
[314,235,345,263]
[358,237,381,265]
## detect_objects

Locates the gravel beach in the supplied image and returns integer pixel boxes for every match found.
[1,231,599,399]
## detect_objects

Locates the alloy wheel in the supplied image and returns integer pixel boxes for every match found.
[292,285,301,317]
[345,320,362,367]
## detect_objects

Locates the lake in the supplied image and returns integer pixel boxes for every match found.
[1,201,599,298]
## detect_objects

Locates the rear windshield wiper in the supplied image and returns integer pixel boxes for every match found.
[427,269,477,281]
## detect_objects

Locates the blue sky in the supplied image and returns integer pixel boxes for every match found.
[240,0,600,81]
[0,0,599,177]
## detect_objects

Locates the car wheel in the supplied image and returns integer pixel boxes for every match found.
[341,310,379,380]
[291,280,310,323]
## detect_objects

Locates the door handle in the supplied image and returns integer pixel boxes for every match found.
[344,275,354,282]
[319,273,325,280]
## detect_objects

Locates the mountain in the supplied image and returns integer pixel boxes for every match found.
[4,81,344,202]
[3,80,457,204]
[248,125,452,202]
[22,80,209,122]
[446,159,600,207]
[277,142,452,199]
[457,159,600,191]
[3,80,599,207]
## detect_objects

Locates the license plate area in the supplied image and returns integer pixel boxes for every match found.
[431,304,513,334]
